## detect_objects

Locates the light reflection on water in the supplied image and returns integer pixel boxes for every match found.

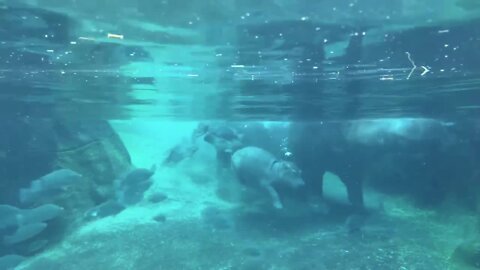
[0,2,479,121]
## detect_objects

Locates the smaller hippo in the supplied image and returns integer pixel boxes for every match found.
[231,146,304,209]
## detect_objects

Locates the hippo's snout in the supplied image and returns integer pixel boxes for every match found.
[291,177,305,188]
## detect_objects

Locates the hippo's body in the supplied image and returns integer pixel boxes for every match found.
[231,146,304,209]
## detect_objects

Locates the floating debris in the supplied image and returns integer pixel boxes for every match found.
[420,66,430,76]
[405,52,416,80]
[78,36,95,41]
[107,33,124,40]
[405,52,430,79]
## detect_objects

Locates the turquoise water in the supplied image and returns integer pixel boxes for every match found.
[1,1,480,269]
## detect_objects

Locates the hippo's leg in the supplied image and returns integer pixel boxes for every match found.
[261,182,283,209]
[216,150,233,177]
[345,178,364,210]
[216,150,232,168]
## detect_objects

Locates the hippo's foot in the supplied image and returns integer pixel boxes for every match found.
[262,183,283,209]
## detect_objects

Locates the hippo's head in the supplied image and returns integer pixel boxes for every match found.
[276,161,304,188]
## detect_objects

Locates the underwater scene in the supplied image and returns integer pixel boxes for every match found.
[1,0,480,269]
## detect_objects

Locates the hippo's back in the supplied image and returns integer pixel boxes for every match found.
[231,147,276,186]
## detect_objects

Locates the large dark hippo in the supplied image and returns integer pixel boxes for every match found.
[282,118,471,209]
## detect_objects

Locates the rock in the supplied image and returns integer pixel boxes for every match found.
[345,214,367,235]
[19,169,82,205]
[0,254,25,270]
[153,214,167,223]
[148,193,168,203]
[0,118,131,253]
[450,237,480,269]
[25,239,49,253]
[115,167,154,206]
[83,200,125,221]
[162,142,198,166]
[3,223,47,245]
[53,120,131,203]
[0,118,57,205]
[201,207,233,230]
[456,0,480,10]
[0,204,64,229]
